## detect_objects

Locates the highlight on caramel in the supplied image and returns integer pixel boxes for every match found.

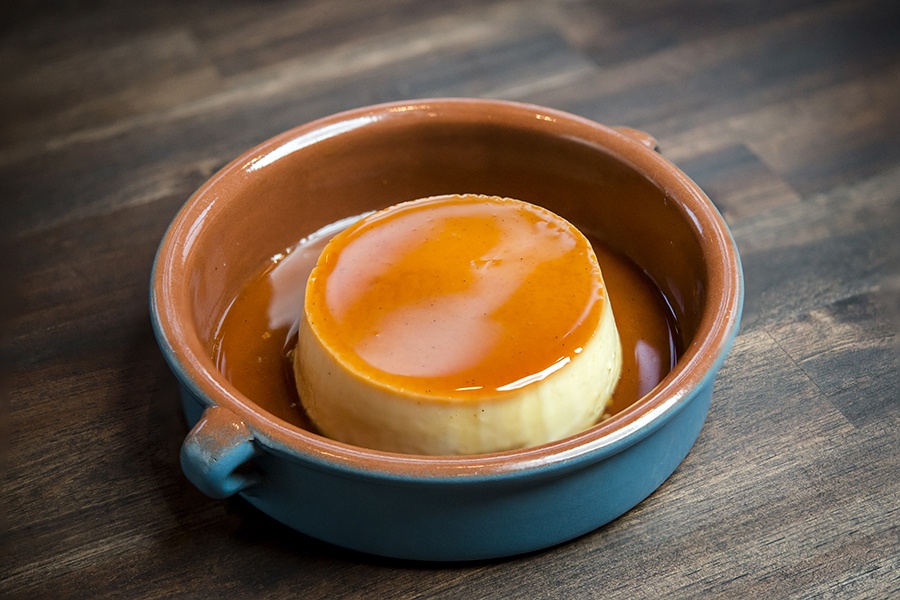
[302,194,607,399]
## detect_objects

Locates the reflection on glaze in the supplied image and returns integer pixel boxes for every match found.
[247,115,381,172]
[264,213,370,336]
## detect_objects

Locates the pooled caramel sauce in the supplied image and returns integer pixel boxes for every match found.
[306,196,604,398]
[212,209,679,427]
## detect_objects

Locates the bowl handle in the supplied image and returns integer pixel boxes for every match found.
[180,406,261,499]
[613,126,659,151]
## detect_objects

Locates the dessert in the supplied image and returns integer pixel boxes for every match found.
[293,194,623,455]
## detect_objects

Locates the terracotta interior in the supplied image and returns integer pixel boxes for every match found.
[186,111,705,352]
[155,100,739,468]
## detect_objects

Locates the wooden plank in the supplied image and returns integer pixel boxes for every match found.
[2,0,898,597]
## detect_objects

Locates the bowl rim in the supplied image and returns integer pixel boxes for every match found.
[150,97,744,481]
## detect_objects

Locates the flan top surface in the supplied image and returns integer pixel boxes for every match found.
[304,194,608,399]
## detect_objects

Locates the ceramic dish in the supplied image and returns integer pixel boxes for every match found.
[150,98,743,561]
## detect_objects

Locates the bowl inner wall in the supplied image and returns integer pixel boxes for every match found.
[187,121,708,362]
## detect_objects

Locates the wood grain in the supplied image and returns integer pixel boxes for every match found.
[2,0,898,597]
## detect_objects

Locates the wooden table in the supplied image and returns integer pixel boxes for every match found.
[4,1,898,597]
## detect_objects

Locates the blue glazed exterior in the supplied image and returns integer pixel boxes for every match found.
[170,345,729,561]
[254,386,711,561]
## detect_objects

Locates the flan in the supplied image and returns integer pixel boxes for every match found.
[294,194,622,455]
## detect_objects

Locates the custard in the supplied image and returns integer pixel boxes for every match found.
[293,194,623,455]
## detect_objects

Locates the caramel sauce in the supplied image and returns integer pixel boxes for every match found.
[212,207,679,428]
[306,196,604,398]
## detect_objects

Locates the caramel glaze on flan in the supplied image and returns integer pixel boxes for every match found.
[294,194,623,455]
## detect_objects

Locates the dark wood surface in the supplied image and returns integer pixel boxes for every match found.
[3,1,898,597]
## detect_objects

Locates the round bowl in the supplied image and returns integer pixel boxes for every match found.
[150,98,743,561]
